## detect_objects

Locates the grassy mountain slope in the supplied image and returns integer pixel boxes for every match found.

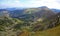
[32,25,60,36]
[0,7,60,36]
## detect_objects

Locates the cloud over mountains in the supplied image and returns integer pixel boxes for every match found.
[0,0,60,9]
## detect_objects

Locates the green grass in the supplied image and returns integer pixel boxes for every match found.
[18,25,60,36]
[33,25,60,36]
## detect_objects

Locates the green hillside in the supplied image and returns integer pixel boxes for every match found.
[31,25,60,36]
[0,7,60,36]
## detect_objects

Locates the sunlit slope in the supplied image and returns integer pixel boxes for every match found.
[34,25,60,36]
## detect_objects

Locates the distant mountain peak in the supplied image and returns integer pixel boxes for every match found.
[51,9,60,13]
[38,6,50,11]
[39,6,48,8]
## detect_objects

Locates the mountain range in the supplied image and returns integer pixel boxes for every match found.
[0,6,59,17]
[0,6,60,36]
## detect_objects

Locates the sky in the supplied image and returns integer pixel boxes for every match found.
[0,0,60,9]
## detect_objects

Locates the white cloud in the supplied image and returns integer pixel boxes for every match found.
[56,0,60,3]
[24,0,60,9]
[0,0,24,8]
[0,0,60,9]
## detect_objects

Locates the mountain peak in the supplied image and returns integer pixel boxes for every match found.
[39,6,48,8]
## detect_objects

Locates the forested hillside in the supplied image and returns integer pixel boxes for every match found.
[0,7,60,36]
